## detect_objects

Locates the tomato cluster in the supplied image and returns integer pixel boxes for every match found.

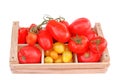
[18,16,107,64]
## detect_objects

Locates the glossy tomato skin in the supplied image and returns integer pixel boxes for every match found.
[89,36,107,54]
[46,20,70,43]
[18,45,41,64]
[68,35,88,54]
[84,29,97,40]
[18,28,28,44]
[69,18,91,35]
[38,30,53,50]
[26,32,37,46]
[60,20,69,28]
[77,50,101,62]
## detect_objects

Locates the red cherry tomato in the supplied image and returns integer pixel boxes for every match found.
[46,20,70,43]
[18,45,41,64]
[68,35,88,54]
[38,30,53,50]
[18,28,28,44]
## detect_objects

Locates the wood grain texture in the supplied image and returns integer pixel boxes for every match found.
[10,22,110,74]
[11,68,108,74]
[10,21,19,64]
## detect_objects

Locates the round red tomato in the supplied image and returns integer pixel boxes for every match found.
[38,29,53,50]
[18,45,41,64]
[89,36,107,54]
[77,50,101,62]
[69,17,91,35]
[68,35,88,54]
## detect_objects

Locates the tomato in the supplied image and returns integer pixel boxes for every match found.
[26,32,37,46]
[62,50,73,63]
[54,55,63,63]
[18,45,41,64]
[18,28,28,44]
[84,29,97,40]
[69,18,91,35]
[44,56,53,63]
[77,50,101,62]
[60,20,69,28]
[50,50,59,60]
[38,30,53,50]
[89,36,107,55]
[53,42,65,54]
[46,20,70,43]
[68,35,88,54]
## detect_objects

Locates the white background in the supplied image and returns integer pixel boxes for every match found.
[0,0,120,80]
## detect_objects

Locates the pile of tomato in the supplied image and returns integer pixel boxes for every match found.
[18,16,107,64]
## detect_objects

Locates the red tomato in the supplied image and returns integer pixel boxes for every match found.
[29,23,38,33]
[84,29,97,40]
[68,35,88,54]
[46,20,70,43]
[69,18,91,35]
[38,30,53,50]
[77,50,101,62]
[89,36,107,54]
[18,45,41,64]
[60,20,69,27]
[18,28,28,44]
[26,32,37,45]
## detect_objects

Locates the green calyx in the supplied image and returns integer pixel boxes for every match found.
[71,34,82,44]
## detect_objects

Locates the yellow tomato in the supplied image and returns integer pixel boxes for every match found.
[44,49,52,57]
[62,50,73,63]
[44,56,53,63]
[53,42,65,54]
[50,51,58,60]
[54,55,63,63]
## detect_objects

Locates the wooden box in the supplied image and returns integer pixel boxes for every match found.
[10,21,110,74]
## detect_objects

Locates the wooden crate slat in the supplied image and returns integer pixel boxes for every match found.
[10,62,109,70]
[10,21,19,64]
[11,68,107,74]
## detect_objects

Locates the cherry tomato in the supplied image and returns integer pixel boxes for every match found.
[18,28,28,44]
[18,45,41,64]
[69,18,91,35]
[38,30,53,50]
[53,42,65,54]
[46,20,70,43]
[77,50,101,62]
[68,35,88,54]
[89,36,107,55]
[26,32,37,46]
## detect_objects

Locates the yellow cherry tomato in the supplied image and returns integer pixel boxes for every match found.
[44,56,53,63]
[62,50,73,63]
[44,49,52,57]
[50,50,58,60]
[53,42,65,54]
[54,55,63,63]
